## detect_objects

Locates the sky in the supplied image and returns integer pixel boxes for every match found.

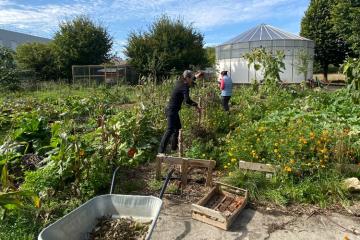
[0,0,310,58]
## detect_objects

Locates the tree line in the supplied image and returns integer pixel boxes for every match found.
[301,0,360,81]
[0,15,214,89]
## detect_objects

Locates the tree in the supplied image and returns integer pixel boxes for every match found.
[300,0,349,81]
[15,42,58,80]
[205,47,216,67]
[125,15,208,81]
[0,46,19,90]
[331,0,360,56]
[53,16,113,80]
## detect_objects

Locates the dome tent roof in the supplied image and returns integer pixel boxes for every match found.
[221,24,311,45]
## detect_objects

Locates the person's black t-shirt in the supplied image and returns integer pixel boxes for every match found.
[167,80,198,112]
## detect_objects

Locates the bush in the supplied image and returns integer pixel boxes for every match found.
[125,15,208,81]
[0,46,20,90]
[16,42,58,81]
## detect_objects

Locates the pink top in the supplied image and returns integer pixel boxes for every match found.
[220,78,225,90]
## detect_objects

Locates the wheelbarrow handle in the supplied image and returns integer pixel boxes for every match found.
[109,166,175,198]
[110,166,120,194]
[159,167,175,199]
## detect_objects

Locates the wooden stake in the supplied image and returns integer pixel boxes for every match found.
[178,129,183,157]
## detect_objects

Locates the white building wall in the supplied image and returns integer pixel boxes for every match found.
[217,45,313,84]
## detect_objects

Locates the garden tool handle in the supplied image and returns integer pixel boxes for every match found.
[159,167,175,199]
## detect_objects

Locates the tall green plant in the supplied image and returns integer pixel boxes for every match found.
[296,50,312,82]
[244,48,285,89]
[244,48,262,82]
[342,58,360,103]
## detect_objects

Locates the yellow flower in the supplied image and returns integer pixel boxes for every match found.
[284,166,292,173]
[228,172,233,176]
[290,159,295,164]
[320,148,327,154]
[310,131,315,139]
[224,165,228,169]
[202,154,206,157]
[274,143,278,147]
[274,149,278,153]
[231,158,237,163]
[79,149,85,157]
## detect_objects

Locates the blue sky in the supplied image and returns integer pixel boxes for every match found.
[0,0,309,58]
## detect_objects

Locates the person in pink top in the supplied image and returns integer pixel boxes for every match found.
[218,71,233,111]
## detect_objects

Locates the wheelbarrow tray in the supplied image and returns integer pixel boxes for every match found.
[38,194,163,240]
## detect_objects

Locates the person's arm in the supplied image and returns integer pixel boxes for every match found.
[220,78,225,90]
[183,85,198,107]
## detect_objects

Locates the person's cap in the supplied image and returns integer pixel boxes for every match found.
[183,70,194,79]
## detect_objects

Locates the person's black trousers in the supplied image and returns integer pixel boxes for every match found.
[158,109,181,153]
[221,96,231,111]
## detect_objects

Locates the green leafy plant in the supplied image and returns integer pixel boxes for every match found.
[342,58,360,104]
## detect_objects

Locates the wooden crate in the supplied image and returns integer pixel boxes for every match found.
[156,155,216,187]
[191,182,248,230]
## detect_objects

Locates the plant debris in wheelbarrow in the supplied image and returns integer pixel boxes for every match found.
[89,216,152,240]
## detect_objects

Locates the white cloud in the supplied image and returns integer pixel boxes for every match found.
[0,0,306,48]
[0,0,304,35]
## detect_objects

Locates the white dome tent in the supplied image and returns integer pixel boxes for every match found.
[215,24,314,84]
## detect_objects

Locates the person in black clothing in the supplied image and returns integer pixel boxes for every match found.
[158,70,202,154]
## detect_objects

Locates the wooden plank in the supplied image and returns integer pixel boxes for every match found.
[206,166,213,187]
[158,156,184,165]
[192,212,227,230]
[155,156,162,180]
[238,160,276,173]
[181,159,188,188]
[197,186,218,206]
[191,204,226,222]
[178,129,183,157]
[215,182,248,194]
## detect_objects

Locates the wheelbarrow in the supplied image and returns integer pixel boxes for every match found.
[38,167,174,240]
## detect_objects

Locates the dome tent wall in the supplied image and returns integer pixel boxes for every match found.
[215,24,314,84]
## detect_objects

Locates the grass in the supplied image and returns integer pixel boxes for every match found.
[222,169,352,208]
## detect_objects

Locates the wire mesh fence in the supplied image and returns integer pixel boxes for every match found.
[72,65,138,86]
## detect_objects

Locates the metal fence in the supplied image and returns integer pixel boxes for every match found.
[72,65,138,86]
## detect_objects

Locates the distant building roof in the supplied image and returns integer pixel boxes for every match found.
[0,28,51,50]
[221,24,311,46]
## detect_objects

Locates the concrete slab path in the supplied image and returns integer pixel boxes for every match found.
[152,199,360,240]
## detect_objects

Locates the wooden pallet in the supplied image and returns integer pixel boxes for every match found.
[191,182,248,230]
